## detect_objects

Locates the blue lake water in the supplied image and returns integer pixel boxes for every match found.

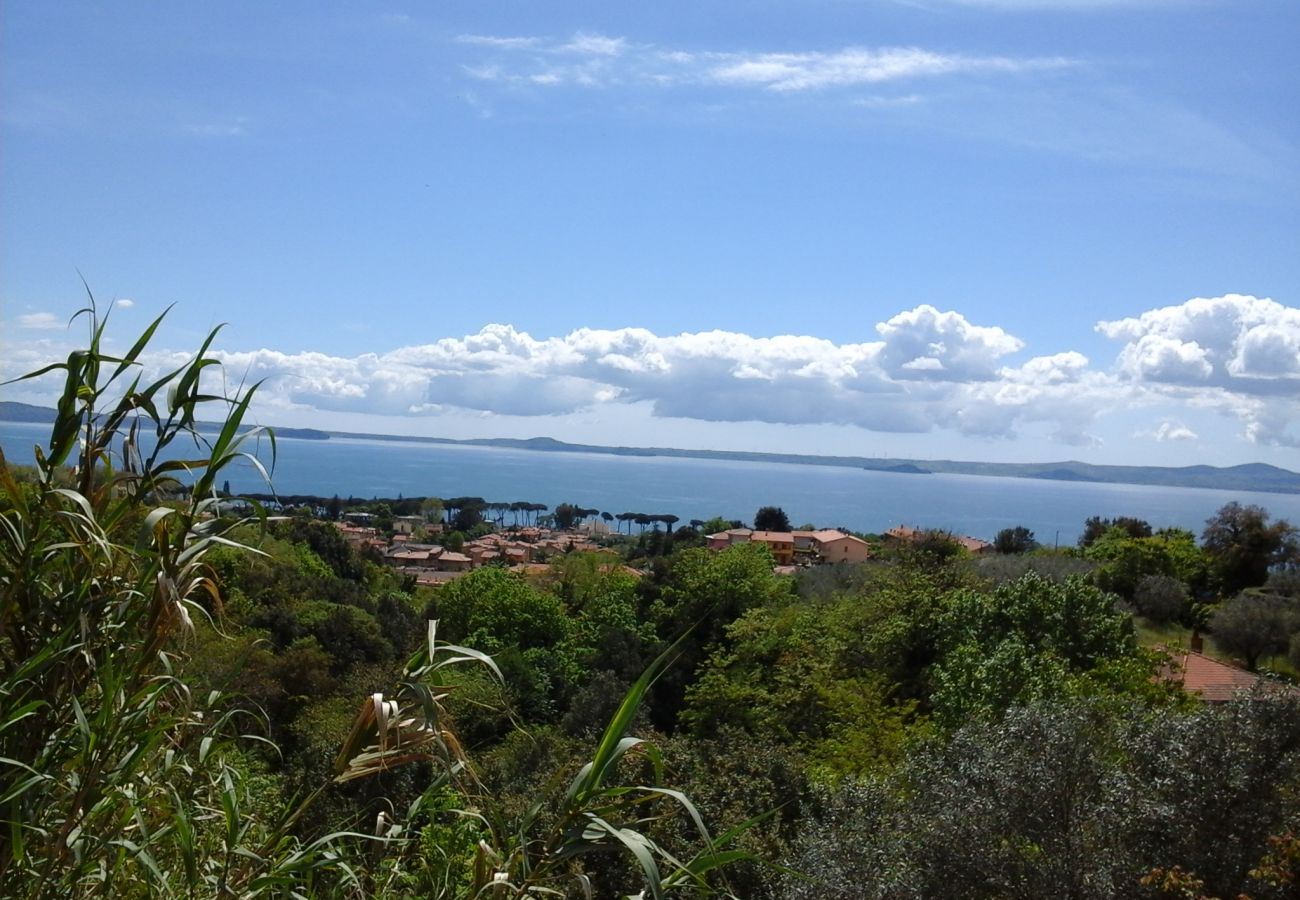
[3,419,1298,545]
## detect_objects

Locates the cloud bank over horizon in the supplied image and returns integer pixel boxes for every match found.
[5,294,1295,454]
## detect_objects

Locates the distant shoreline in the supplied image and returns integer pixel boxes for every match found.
[3,400,1297,495]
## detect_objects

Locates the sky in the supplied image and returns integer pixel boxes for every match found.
[1,1,1298,468]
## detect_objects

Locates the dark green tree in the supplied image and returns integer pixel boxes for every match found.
[994,526,1038,555]
[753,506,791,532]
[647,544,794,727]
[1079,516,1153,548]
[1202,502,1300,597]
[554,503,581,530]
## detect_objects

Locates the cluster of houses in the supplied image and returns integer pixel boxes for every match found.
[336,516,601,585]
[334,510,1001,585]
[705,527,874,570]
[882,525,994,555]
[704,523,995,570]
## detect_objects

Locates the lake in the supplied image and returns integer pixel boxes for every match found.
[3,419,1298,545]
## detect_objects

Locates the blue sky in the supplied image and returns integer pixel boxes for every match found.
[2,1,1298,468]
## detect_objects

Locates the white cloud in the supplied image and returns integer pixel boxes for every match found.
[559,32,626,56]
[16,312,63,329]
[195,305,1111,444]
[1229,324,1300,379]
[1097,294,1300,392]
[1097,294,1300,446]
[456,35,542,50]
[7,295,1294,454]
[453,32,1072,93]
[876,304,1023,380]
[707,47,1065,92]
[115,298,135,309]
[1143,420,1199,442]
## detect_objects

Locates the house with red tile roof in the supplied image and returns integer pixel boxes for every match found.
[1160,649,1300,701]
[885,524,992,555]
[706,528,752,550]
[435,552,472,572]
[749,530,796,565]
[809,529,873,564]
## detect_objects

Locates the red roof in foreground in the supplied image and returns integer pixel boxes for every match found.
[1160,650,1297,702]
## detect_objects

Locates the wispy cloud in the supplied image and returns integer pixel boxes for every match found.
[187,116,250,138]
[452,31,1072,92]
[559,32,627,56]
[16,312,63,330]
[456,34,543,50]
[706,48,1068,92]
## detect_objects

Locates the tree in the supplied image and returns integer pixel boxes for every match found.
[754,506,791,532]
[649,543,795,730]
[1202,502,1300,597]
[554,502,581,530]
[787,694,1300,900]
[1132,574,1191,623]
[913,530,963,561]
[527,502,548,526]
[1208,593,1297,670]
[994,526,1038,555]
[1084,527,1208,602]
[930,573,1150,727]
[452,504,484,532]
[1079,516,1153,548]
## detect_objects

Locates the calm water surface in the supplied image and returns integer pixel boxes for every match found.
[4,420,1298,545]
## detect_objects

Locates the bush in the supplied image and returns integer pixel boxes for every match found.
[1133,574,1191,623]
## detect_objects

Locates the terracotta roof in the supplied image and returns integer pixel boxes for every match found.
[1160,650,1297,702]
[750,530,795,544]
[811,529,867,545]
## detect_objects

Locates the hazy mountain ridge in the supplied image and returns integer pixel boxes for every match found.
[3,401,1296,494]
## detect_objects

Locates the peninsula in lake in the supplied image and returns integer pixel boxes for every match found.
[3,400,1297,495]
